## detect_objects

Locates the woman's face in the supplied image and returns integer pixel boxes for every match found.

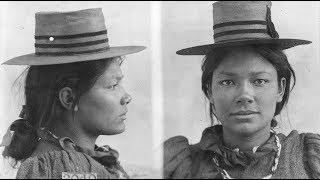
[76,60,131,136]
[210,48,285,136]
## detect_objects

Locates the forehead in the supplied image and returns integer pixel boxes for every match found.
[214,47,276,75]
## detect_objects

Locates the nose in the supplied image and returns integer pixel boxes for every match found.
[235,82,254,105]
[121,92,132,105]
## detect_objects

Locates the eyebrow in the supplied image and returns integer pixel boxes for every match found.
[218,71,272,76]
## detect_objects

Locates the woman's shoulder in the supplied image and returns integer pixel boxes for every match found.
[16,149,111,179]
[164,136,192,158]
[284,130,320,178]
[302,132,320,178]
[163,136,202,179]
[284,130,320,149]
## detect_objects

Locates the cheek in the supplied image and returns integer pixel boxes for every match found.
[256,87,279,115]
[211,87,234,117]
[79,89,119,119]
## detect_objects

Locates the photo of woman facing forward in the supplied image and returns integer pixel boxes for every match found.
[164,1,320,179]
[0,5,149,179]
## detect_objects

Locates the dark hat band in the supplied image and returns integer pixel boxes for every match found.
[213,20,267,30]
[214,29,268,39]
[34,29,110,56]
[35,30,107,40]
[35,47,110,56]
[213,20,272,42]
[35,39,108,48]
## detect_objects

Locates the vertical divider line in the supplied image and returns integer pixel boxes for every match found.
[0,2,7,62]
[317,1,320,66]
[150,1,163,178]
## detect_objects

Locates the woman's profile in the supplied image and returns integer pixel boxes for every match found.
[0,8,145,179]
[164,1,320,179]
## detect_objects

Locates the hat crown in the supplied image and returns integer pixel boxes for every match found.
[35,8,106,36]
[175,1,311,55]
[33,8,110,56]
[213,1,271,25]
[211,1,274,42]
[3,8,146,65]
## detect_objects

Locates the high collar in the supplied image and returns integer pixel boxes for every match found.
[198,125,279,167]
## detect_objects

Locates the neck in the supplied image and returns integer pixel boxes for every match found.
[222,126,271,151]
[49,115,98,152]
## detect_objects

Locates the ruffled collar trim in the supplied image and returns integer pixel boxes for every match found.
[198,125,279,167]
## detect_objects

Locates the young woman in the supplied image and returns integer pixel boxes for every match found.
[164,1,320,179]
[1,8,145,179]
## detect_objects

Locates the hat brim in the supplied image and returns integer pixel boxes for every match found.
[176,38,311,55]
[3,46,146,65]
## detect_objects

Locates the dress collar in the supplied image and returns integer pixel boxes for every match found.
[36,128,129,178]
[198,125,279,167]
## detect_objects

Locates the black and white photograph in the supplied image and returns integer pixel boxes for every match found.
[0,1,320,179]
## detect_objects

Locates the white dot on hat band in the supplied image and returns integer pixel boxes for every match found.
[49,37,54,41]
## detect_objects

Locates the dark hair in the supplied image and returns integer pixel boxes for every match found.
[2,57,122,162]
[201,45,296,125]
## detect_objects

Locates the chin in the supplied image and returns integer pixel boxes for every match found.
[103,125,126,135]
[228,123,260,136]
[114,127,126,134]
[237,127,256,136]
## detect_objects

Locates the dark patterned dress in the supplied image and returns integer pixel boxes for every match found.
[164,125,320,179]
[16,128,129,179]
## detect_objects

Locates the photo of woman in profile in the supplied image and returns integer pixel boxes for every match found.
[164,1,320,179]
[0,8,145,179]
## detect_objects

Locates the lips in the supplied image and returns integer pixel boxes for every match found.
[230,110,259,116]
[120,110,128,119]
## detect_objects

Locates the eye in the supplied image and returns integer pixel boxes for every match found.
[107,84,118,90]
[219,80,235,86]
[254,79,269,85]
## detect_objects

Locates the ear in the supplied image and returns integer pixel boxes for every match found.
[277,77,286,103]
[208,92,216,112]
[208,96,214,104]
[207,91,214,104]
[59,87,76,110]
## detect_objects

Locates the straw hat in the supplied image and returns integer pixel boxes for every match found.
[176,1,311,55]
[3,8,146,65]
